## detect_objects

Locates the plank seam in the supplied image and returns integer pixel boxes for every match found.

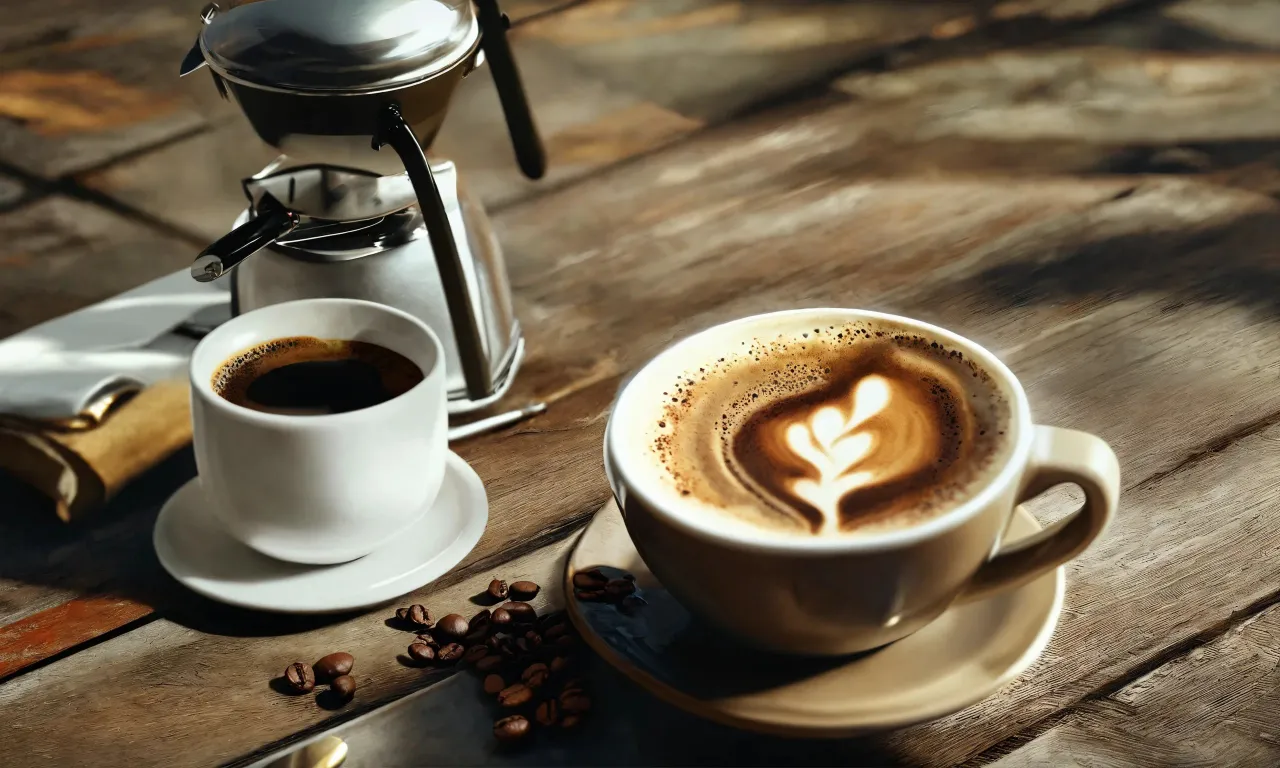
[963,586,1280,765]
[1131,406,1280,492]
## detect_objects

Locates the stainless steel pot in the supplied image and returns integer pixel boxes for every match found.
[180,0,544,402]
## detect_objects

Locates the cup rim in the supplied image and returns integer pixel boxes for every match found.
[605,308,1035,555]
[189,297,444,427]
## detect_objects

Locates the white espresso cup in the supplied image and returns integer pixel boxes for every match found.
[189,298,448,565]
[605,309,1120,656]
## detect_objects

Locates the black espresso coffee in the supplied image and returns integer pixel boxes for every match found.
[212,336,423,415]
[649,323,1013,537]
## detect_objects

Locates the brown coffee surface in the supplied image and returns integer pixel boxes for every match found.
[212,336,423,415]
[650,324,1012,536]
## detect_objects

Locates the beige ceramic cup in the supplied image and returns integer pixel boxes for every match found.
[604,309,1119,656]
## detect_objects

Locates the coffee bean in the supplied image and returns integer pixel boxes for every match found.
[500,602,537,624]
[522,663,549,689]
[330,674,356,703]
[485,634,504,651]
[408,641,436,664]
[284,662,315,693]
[510,580,540,600]
[560,713,584,730]
[491,608,513,627]
[572,569,608,590]
[415,632,440,648]
[574,588,606,602]
[560,677,586,694]
[559,689,591,714]
[553,634,576,650]
[313,652,354,682]
[464,625,491,646]
[471,608,492,625]
[395,607,409,621]
[523,630,543,648]
[406,604,433,628]
[538,612,567,631]
[493,715,531,742]
[437,642,465,663]
[498,683,534,708]
[463,645,490,665]
[483,674,507,695]
[550,656,571,674]
[498,637,519,660]
[535,699,559,726]
[487,579,509,601]
[476,654,505,673]
[606,579,636,600]
[543,623,570,642]
[436,613,470,640]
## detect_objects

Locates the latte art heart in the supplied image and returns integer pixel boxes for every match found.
[647,323,1012,537]
[728,348,973,535]
[781,375,943,535]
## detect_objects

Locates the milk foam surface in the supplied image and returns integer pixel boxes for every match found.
[643,322,1013,538]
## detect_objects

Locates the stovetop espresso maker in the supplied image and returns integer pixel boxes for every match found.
[181,0,544,412]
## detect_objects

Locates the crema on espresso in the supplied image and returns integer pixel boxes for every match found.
[647,322,1014,537]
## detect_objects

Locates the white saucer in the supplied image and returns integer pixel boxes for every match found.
[154,451,487,613]
[566,500,1063,737]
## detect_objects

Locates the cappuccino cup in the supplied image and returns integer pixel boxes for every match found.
[189,298,448,565]
[605,309,1119,655]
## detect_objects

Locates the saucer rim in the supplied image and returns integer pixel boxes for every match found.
[153,450,487,614]
[565,501,1064,738]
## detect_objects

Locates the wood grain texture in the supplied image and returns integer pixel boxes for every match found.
[4,1,1280,765]
[0,196,197,337]
[0,596,151,680]
[0,0,235,176]
[514,0,1142,120]
[9,149,1280,768]
[0,524,581,768]
[989,603,1280,767]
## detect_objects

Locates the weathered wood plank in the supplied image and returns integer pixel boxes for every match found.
[830,1,1280,198]
[0,596,151,680]
[1164,0,1280,50]
[0,517,582,768]
[0,197,197,338]
[6,3,1280,760]
[987,599,1280,766]
[0,0,236,177]
[8,171,1280,767]
[515,0,1143,121]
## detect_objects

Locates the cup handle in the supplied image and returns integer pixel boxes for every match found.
[958,426,1120,602]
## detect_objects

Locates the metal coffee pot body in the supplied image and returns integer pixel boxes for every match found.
[181,0,544,406]
[229,162,523,413]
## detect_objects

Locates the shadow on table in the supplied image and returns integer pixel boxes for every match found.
[0,449,363,638]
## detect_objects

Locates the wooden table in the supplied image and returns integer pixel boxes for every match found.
[4,0,1280,764]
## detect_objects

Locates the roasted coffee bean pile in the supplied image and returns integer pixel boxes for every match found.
[392,579,590,744]
[279,651,357,708]
[272,574,618,732]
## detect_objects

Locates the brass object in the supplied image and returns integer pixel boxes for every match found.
[263,736,347,768]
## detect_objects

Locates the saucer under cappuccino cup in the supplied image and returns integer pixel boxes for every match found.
[189,299,448,565]
[605,309,1120,656]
